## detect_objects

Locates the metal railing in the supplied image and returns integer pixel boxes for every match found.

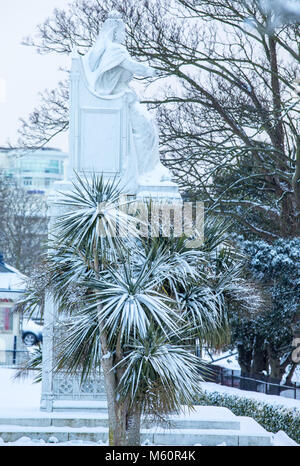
[0,349,29,368]
[205,364,300,400]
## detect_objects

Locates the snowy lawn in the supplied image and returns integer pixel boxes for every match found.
[0,368,41,416]
[0,368,298,446]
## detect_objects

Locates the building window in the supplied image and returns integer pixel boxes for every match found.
[23,177,32,186]
[0,307,13,332]
[45,160,59,174]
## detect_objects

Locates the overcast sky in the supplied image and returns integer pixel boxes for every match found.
[0,0,70,151]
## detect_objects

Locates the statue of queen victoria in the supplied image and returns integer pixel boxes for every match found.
[81,10,172,187]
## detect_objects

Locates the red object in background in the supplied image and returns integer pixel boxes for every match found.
[4,308,10,330]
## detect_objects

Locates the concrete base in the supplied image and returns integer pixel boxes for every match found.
[136,182,182,201]
[0,405,276,446]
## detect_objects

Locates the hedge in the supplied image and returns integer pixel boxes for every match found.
[195,391,300,444]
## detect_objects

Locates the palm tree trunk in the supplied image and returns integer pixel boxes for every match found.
[103,383,141,445]
[126,407,141,445]
[99,324,142,445]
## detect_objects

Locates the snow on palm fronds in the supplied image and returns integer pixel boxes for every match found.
[53,172,142,255]
[83,255,179,343]
[114,327,208,417]
[132,237,206,299]
[54,307,103,381]
[178,284,228,344]
[221,274,266,317]
[14,344,42,383]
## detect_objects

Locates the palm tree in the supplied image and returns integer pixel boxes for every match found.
[21,173,261,446]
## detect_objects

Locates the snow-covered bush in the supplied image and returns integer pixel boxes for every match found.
[197,391,300,443]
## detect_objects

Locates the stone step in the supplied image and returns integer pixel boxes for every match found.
[51,400,108,412]
[0,417,109,428]
[0,422,273,446]
[0,415,239,430]
[0,406,275,446]
[166,406,241,431]
[0,406,241,430]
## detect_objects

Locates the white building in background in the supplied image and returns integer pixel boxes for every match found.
[0,147,68,194]
[0,256,26,364]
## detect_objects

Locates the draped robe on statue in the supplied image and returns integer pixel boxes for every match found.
[82,36,172,187]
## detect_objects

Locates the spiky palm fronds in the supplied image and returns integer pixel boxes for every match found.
[17,240,93,319]
[115,327,208,416]
[14,344,42,383]
[55,253,181,375]
[178,283,229,346]
[54,310,102,382]
[132,237,208,301]
[54,172,141,258]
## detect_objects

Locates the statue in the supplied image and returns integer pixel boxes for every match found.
[82,11,172,186]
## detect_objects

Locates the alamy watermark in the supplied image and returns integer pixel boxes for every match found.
[96,197,204,248]
[292,338,300,363]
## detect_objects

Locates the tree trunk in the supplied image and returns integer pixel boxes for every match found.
[269,356,281,380]
[105,389,142,445]
[267,346,291,395]
[237,343,252,375]
[126,406,142,446]
[250,335,268,377]
[237,343,253,391]
[285,363,297,385]
[100,347,142,445]
[268,357,282,395]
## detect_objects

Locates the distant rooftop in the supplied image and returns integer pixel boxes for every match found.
[0,254,13,274]
[0,263,13,274]
[0,255,26,292]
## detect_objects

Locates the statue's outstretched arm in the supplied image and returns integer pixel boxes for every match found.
[121,58,156,77]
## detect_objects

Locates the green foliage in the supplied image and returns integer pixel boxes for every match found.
[229,237,300,379]
[196,391,300,443]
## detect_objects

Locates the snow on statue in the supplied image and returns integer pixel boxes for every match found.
[82,10,172,185]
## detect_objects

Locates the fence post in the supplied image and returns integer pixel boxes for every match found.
[231,370,234,387]
[12,336,17,365]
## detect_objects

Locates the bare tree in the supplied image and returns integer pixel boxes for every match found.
[0,176,48,274]
[17,0,300,240]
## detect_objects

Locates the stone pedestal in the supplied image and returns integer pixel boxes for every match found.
[136,181,181,202]
[67,53,136,192]
[40,189,106,412]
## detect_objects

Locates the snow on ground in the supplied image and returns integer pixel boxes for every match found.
[0,368,299,446]
[202,349,241,370]
[0,436,108,446]
[0,368,41,416]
